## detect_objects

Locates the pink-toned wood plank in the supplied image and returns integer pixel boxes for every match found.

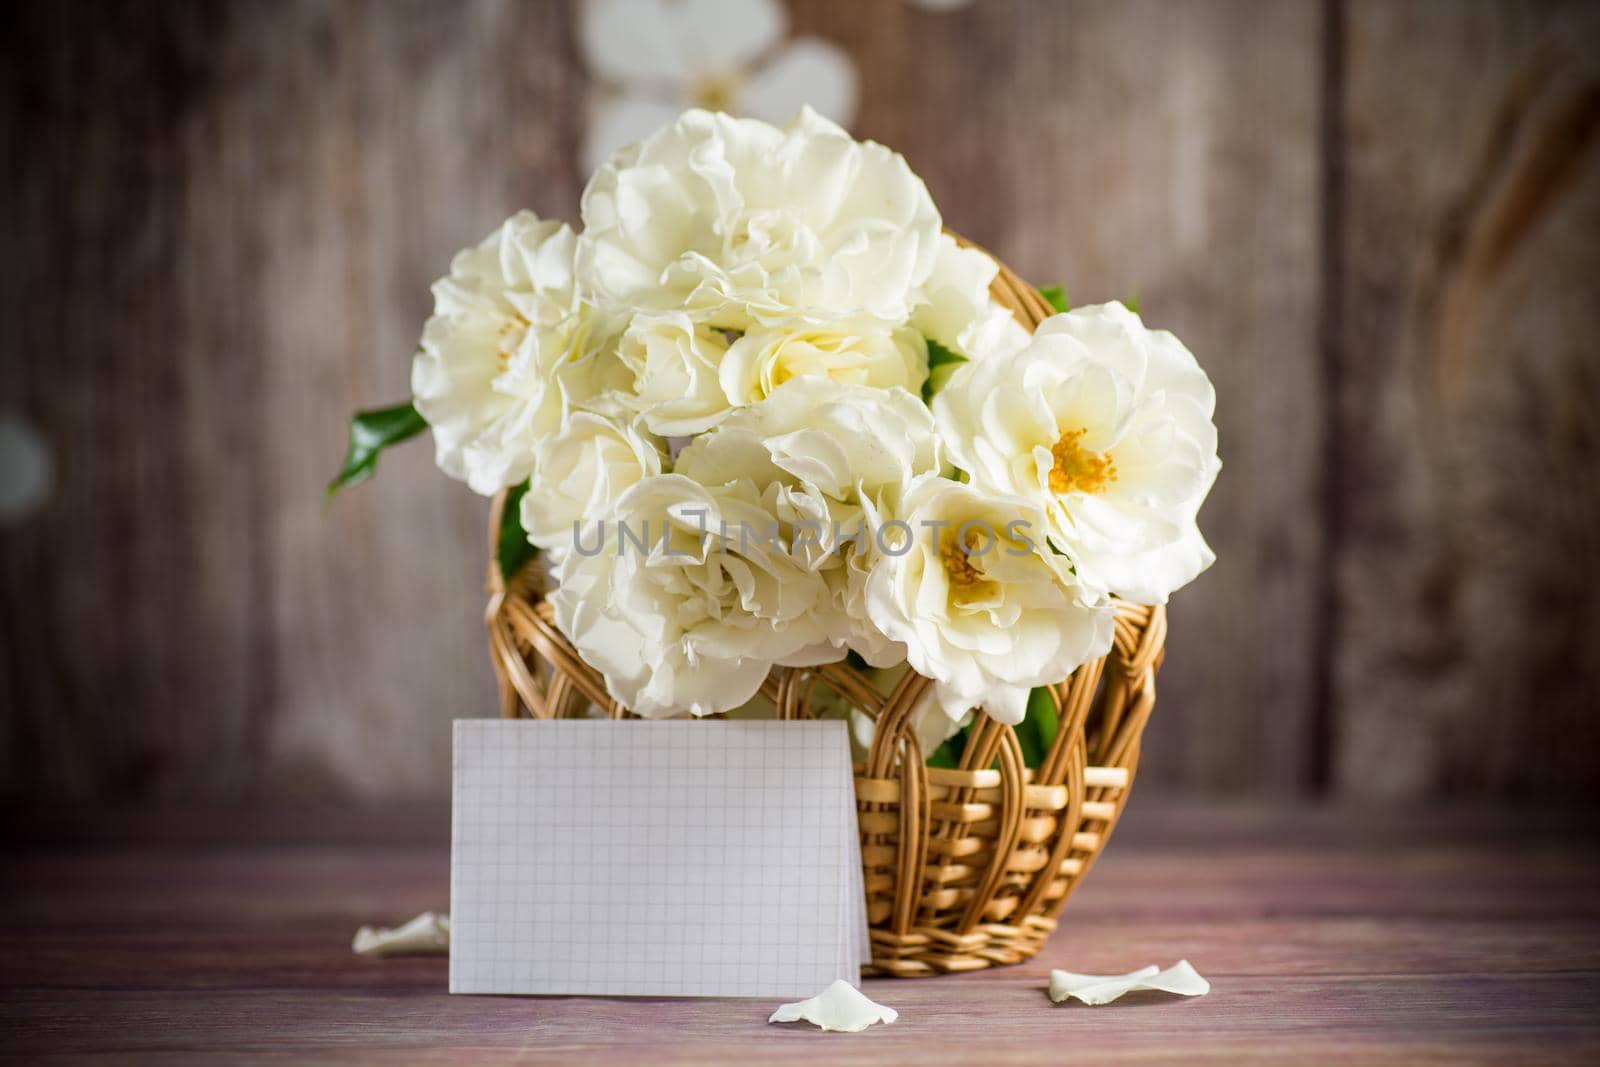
[2,977,1598,1066]
[1,804,1595,1063]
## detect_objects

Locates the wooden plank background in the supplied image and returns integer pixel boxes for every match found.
[0,0,1595,801]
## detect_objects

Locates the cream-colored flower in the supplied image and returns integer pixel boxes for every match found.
[623,313,928,435]
[547,311,640,422]
[682,377,940,515]
[719,321,927,407]
[578,107,942,327]
[676,378,942,666]
[411,211,582,495]
[481,302,638,470]
[578,0,857,176]
[550,473,837,717]
[521,412,665,556]
[911,234,1029,361]
[863,476,1114,725]
[617,311,733,435]
[933,302,1220,604]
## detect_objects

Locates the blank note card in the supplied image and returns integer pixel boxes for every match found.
[449,719,867,998]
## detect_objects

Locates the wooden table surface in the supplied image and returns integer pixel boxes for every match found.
[2,802,1596,1065]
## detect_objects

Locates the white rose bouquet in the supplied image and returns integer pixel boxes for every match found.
[333,108,1220,752]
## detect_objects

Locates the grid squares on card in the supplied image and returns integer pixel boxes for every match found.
[449,719,862,998]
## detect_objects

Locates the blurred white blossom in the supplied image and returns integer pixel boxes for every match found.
[579,0,857,174]
[0,412,53,525]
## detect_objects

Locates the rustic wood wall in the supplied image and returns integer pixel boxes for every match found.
[1,0,1595,800]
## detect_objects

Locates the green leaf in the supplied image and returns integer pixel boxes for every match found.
[497,479,538,582]
[1039,285,1070,314]
[922,338,967,403]
[1121,294,1141,315]
[327,402,428,498]
[926,338,966,369]
[1014,686,1060,768]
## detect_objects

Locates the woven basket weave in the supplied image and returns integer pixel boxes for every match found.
[484,239,1166,976]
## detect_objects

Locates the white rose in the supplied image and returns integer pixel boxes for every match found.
[411,211,581,495]
[676,378,943,665]
[617,311,733,435]
[480,302,637,472]
[718,321,927,407]
[547,307,639,422]
[933,302,1220,604]
[550,474,837,717]
[577,107,942,326]
[911,234,1030,361]
[863,476,1115,725]
[521,412,664,557]
[678,376,938,515]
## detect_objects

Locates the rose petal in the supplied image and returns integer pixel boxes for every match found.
[1048,960,1210,1005]
[768,979,898,1032]
[584,93,686,177]
[352,912,452,958]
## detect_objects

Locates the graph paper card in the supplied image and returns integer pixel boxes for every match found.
[450,719,868,998]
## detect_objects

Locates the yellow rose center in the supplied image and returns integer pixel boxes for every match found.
[497,315,529,370]
[766,335,873,394]
[689,70,742,114]
[939,528,989,590]
[1048,428,1117,495]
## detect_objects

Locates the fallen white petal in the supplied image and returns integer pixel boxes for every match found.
[1048,960,1210,1005]
[351,912,451,958]
[768,979,898,1032]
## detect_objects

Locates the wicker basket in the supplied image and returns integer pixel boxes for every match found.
[483,240,1167,976]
